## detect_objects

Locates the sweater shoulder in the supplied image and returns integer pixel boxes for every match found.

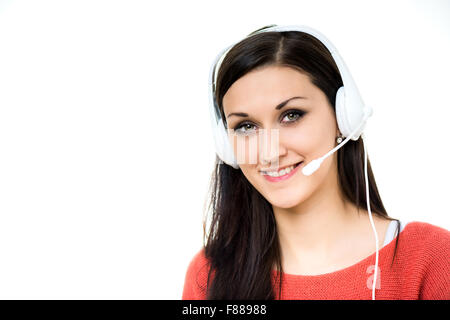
[403,221,450,245]
[401,221,450,258]
[400,221,450,299]
[182,248,210,300]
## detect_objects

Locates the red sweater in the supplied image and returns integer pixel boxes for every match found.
[182,221,450,300]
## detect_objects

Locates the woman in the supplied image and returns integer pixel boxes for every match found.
[182,25,450,300]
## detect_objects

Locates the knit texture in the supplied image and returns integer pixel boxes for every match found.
[182,221,450,300]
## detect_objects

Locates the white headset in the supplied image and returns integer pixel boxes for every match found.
[207,24,379,300]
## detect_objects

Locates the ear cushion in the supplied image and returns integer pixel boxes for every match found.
[335,86,366,141]
[335,86,351,139]
[216,120,239,169]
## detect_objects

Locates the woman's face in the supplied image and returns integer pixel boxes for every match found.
[222,65,341,209]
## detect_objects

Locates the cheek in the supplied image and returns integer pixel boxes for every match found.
[280,123,320,155]
[284,116,336,155]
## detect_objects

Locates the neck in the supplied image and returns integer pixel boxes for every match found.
[272,173,364,270]
[275,193,358,247]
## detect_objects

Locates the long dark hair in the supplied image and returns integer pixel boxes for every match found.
[202,26,401,300]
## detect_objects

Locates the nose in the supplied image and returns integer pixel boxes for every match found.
[259,128,284,168]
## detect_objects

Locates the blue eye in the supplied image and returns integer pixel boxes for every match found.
[232,109,305,135]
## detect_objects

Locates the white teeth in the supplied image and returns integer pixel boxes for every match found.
[261,164,296,177]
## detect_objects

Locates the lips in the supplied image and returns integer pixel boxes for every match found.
[261,161,304,182]
[259,161,303,174]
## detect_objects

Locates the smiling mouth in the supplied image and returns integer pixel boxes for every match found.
[260,161,303,177]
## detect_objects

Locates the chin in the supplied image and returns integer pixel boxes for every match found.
[268,198,302,209]
[263,189,307,209]
[244,172,311,208]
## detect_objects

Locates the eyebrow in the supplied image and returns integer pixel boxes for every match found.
[226,96,307,118]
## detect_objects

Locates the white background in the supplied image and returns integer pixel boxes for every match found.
[0,0,449,299]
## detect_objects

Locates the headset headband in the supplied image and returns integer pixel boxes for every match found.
[209,24,367,126]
